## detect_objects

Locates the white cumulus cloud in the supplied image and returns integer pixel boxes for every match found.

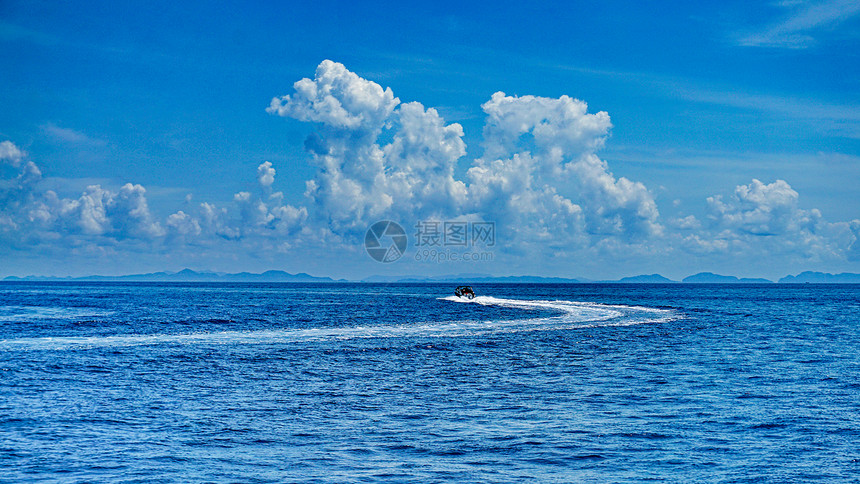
[0,142,161,245]
[0,140,25,167]
[0,139,311,253]
[4,61,859,274]
[267,59,399,132]
[257,161,275,187]
[677,178,854,261]
[267,60,661,250]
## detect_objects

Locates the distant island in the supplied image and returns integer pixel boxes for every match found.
[616,274,676,283]
[2,269,343,283]
[4,269,860,283]
[682,272,773,284]
[777,271,860,284]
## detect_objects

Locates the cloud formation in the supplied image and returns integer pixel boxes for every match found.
[2,60,858,274]
[707,179,810,237]
[257,161,276,188]
[675,178,856,261]
[0,140,24,167]
[0,142,306,252]
[0,147,165,245]
[267,60,660,249]
[267,60,399,131]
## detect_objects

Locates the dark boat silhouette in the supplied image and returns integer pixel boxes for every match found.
[454,286,476,299]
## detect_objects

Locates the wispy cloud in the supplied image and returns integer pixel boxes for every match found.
[546,59,860,138]
[675,85,860,120]
[737,0,860,48]
[673,85,860,139]
[0,21,60,46]
[0,19,190,71]
[40,124,106,146]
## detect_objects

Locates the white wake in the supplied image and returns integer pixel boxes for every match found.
[441,295,673,327]
[0,296,676,351]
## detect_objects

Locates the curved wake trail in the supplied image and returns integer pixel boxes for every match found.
[441,295,674,328]
[0,296,676,351]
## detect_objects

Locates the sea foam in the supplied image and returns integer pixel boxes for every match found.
[0,296,675,351]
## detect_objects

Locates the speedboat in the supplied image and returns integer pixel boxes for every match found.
[454,286,476,299]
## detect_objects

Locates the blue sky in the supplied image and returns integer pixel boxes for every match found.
[1,0,859,279]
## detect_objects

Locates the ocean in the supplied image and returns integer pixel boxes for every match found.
[1,282,858,482]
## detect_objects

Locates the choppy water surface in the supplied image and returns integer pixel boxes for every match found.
[1,282,858,482]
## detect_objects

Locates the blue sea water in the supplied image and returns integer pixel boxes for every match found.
[0,282,858,483]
